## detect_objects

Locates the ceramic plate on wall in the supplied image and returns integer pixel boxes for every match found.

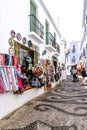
[8,38,14,46]
[22,37,27,44]
[10,30,16,38]
[16,33,22,41]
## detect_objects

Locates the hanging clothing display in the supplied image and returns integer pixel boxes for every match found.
[8,54,12,66]
[0,66,19,93]
[0,77,6,93]
[10,67,19,91]
[12,56,18,66]
[5,66,13,91]
[0,67,9,91]
[4,54,9,65]
[0,53,4,65]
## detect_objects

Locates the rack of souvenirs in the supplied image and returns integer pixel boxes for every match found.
[0,53,31,94]
[0,65,29,94]
[0,53,22,66]
[31,64,46,88]
[43,59,55,82]
[0,53,53,94]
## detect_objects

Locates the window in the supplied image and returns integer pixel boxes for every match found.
[30,0,37,32]
[73,45,75,49]
[72,56,75,62]
[72,45,75,52]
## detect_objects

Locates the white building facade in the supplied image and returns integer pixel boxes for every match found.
[0,0,62,119]
[69,41,81,66]
[64,41,81,75]
[80,0,87,67]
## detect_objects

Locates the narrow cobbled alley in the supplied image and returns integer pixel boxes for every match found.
[1,76,87,130]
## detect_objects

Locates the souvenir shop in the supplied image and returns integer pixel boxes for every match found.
[0,41,40,94]
[0,36,56,95]
[0,30,58,119]
[0,53,55,119]
[0,31,46,119]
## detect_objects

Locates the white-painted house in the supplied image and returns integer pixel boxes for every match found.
[80,0,87,67]
[0,0,61,119]
[69,41,81,67]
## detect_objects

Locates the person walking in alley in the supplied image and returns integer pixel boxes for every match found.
[56,66,62,82]
[72,67,78,82]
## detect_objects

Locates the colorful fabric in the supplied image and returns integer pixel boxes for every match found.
[12,56,18,66]
[5,66,13,91]
[10,67,18,91]
[8,55,12,66]
[0,77,6,93]
[0,67,9,91]
[0,53,4,65]
[3,67,10,91]
[4,54,9,65]
[17,76,23,88]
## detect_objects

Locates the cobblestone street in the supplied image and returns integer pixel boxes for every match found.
[1,76,87,130]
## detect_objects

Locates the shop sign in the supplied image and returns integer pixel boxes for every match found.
[8,38,14,46]
[16,33,22,41]
[28,40,32,47]
[10,30,16,38]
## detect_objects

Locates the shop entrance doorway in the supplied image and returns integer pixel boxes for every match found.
[52,56,58,72]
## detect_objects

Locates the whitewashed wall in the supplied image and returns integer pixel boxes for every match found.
[0,0,29,53]
[69,41,80,65]
[0,0,60,54]
[0,0,61,119]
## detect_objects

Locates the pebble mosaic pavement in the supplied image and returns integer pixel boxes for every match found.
[0,76,87,130]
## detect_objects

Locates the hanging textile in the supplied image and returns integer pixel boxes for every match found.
[3,67,10,91]
[4,54,9,65]
[8,54,12,66]
[0,77,6,93]
[0,53,4,65]
[5,66,13,91]
[10,67,18,91]
[0,66,19,93]
[12,56,18,66]
[0,67,9,91]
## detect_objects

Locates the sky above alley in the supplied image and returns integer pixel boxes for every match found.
[43,0,83,42]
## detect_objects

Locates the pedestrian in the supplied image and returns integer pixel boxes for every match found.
[72,67,78,81]
[56,66,62,82]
